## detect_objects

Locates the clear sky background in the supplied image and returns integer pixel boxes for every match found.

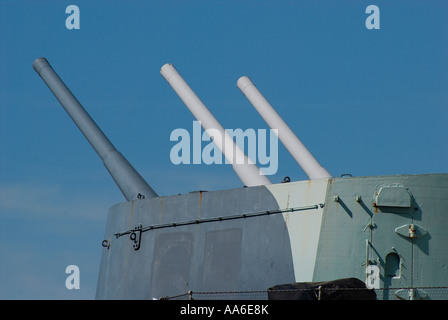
[0,0,446,299]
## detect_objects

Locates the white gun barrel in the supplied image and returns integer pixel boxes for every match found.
[237,76,332,180]
[33,57,158,200]
[161,63,271,187]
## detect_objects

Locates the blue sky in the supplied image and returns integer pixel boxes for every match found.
[0,0,447,299]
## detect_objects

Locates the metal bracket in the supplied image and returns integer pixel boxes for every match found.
[395,224,428,239]
[363,221,377,232]
[101,239,110,249]
[129,224,143,250]
[395,288,428,300]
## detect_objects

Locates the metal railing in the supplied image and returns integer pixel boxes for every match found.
[161,287,448,300]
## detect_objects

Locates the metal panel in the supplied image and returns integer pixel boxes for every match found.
[96,185,295,299]
[314,174,448,300]
[150,232,193,298]
[201,229,242,291]
[408,174,448,288]
[266,179,329,282]
[374,184,412,208]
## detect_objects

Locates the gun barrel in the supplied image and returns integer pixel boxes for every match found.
[33,57,158,200]
[161,63,271,187]
[237,76,332,180]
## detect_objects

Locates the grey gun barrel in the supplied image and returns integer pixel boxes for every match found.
[33,57,158,200]
[161,63,272,187]
[237,76,332,180]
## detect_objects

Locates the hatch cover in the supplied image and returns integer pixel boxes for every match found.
[374,184,412,208]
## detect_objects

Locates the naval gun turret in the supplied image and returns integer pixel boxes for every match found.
[33,58,448,300]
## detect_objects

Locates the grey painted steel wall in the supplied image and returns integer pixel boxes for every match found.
[96,185,295,299]
[95,173,448,299]
[314,174,448,299]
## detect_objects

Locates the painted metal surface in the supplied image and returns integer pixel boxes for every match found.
[96,185,297,299]
[33,57,158,201]
[160,63,271,187]
[237,76,332,180]
[314,173,448,299]
[266,179,328,282]
[96,173,448,299]
[33,58,447,300]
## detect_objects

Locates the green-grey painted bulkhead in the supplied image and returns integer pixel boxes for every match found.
[95,173,448,299]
